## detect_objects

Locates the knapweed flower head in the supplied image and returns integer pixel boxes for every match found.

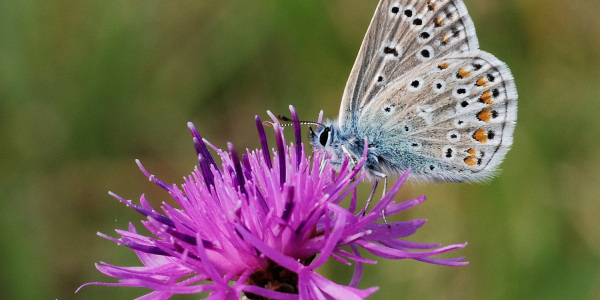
[79,106,467,299]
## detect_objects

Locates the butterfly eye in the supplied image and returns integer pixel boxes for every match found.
[319,127,331,147]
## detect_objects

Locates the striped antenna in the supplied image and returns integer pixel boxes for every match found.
[262,115,323,128]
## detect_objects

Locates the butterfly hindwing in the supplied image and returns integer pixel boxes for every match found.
[356,50,517,182]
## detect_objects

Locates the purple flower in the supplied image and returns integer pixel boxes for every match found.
[79,106,467,299]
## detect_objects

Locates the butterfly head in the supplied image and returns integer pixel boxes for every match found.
[308,120,347,168]
[308,120,334,151]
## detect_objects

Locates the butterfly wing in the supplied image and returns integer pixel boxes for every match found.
[356,50,517,182]
[339,0,480,133]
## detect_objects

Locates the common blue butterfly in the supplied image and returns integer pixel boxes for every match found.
[308,0,517,183]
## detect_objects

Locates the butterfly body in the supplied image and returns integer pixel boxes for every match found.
[309,0,517,183]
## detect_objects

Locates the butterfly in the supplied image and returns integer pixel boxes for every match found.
[308,0,517,184]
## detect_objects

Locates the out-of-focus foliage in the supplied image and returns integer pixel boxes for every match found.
[1,1,599,299]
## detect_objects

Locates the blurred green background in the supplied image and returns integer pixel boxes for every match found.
[1,0,599,299]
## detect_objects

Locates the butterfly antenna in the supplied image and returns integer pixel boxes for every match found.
[276,115,323,127]
[262,115,323,129]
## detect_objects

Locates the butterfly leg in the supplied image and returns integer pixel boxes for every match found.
[379,175,392,226]
[364,172,391,226]
[341,145,359,169]
[319,155,327,175]
[362,180,379,216]
[381,175,388,197]
[378,175,390,225]
[362,171,387,216]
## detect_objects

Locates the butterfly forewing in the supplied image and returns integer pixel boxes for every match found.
[340,0,480,132]
[356,50,517,182]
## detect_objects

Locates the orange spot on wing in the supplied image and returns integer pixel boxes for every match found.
[479,90,494,104]
[427,2,436,11]
[464,156,477,166]
[434,16,444,27]
[476,77,488,87]
[477,107,492,123]
[442,34,450,45]
[467,148,477,156]
[438,62,450,70]
[457,68,471,79]
[473,128,488,143]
